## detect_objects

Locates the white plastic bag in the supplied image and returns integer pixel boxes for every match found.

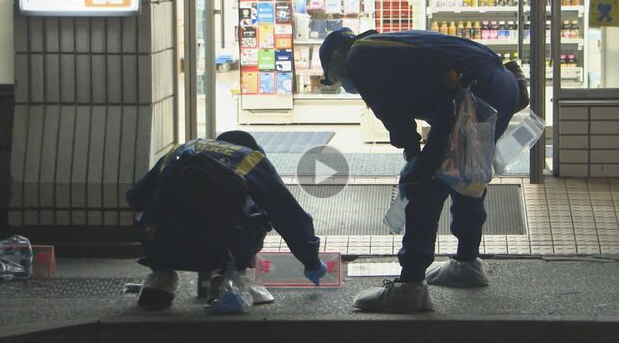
[434,88,498,198]
[211,259,253,314]
[384,186,408,234]
[384,160,416,234]
[0,235,33,281]
[494,109,545,175]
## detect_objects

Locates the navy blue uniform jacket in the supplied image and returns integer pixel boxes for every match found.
[347,30,519,178]
[126,139,321,270]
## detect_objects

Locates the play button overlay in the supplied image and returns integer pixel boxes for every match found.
[315,160,338,185]
[296,145,349,198]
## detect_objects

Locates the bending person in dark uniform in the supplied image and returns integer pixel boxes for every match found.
[127,131,326,310]
[320,28,528,313]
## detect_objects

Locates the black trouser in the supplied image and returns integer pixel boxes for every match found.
[398,66,520,282]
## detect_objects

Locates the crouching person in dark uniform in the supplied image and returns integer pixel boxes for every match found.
[320,28,528,313]
[127,131,327,310]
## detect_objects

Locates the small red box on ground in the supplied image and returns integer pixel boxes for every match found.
[31,245,56,278]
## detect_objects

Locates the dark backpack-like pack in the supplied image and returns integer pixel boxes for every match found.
[158,152,249,219]
[144,152,251,272]
[504,61,530,113]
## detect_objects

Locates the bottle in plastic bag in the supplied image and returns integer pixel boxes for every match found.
[434,88,497,198]
[210,259,253,314]
[384,188,408,234]
[0,235,33,280]
[494,109,545,175]
[385,160,418,234]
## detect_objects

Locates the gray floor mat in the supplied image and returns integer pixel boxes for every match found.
[267,146,553,176]
[269,153,403,176]
[0,278,142,298]
[278,184,526,236]
[284,185,393,236]
[249,131,335,153]
[435,184,526,235]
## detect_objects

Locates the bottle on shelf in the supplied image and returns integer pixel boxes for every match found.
[474,21,482,39]
[498,21,508,40]
[448,21,457,36]
[431,21,440,32]
[524,20,531,39]
[440,21,449,34]
[560,54,567,66]
[481,21,490,39]
[561,20,570,38]
[465,21,473,39]
[567,54,577,67]
[457,21,466,37]
[490,21,498,40]
[507,21,516,38]
[571,20,579,39]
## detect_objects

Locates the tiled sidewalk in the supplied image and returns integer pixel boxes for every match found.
[266,177,619,256]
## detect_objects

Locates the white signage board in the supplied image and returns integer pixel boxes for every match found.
[19,0,140,16]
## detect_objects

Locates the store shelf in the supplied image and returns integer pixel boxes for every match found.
[524,5,585,14]
[294,93,362,100]
[428,5,585,14]
[521,66,583,81]
[560,38,584,45]
[428,6,517,14]
[472,39,518,45]
[294,39,325,45]
[295,69,324,76]
[522,38,584,45]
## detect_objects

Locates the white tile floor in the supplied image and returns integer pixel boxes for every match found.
[262,177,619,256]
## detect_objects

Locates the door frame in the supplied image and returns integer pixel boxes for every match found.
[529,0,547,184]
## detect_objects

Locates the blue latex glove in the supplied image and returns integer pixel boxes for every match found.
[211,289,249,314]
[304,260,327,286]
[399,157,418,186]
[399,157,420,199]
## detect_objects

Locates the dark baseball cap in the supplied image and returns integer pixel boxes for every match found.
[217,130,264,154]
[319,27,356,86]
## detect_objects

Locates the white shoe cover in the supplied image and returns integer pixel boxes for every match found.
[249,284,275,305]
[235,271,275,305]
[142,269,180,293]
[138,270,180,310]
[426,258,489,287]
[353,280,433,313]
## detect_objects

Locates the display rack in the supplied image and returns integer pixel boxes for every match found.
[425,1,588,87]
[375,0,415,32]
[238,0,295,110]
[292,0,374,97]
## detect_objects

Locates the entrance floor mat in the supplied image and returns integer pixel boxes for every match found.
[249,131,335,153]
[392,184,527,235]
[278,184,526,236]
[268,153,403,176]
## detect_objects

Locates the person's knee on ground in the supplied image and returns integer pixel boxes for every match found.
[198,266,274,305]
[138,269,180,310]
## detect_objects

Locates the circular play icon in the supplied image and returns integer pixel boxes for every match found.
[296,145,350,198]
